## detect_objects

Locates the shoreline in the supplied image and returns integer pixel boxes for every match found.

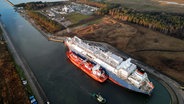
[19,10,66,43]
[0,21,48,104]
[19,11,51,39]
[132,54,184,104]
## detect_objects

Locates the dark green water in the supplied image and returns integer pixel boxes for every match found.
[0,0,171,104]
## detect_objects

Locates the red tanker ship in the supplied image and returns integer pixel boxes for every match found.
[66,51,108,83]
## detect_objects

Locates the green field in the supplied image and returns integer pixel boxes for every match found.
[106,0,184,13]
[66,13,92,24]
[85,17,102,25]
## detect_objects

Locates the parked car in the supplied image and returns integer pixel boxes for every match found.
[29,96,38,104]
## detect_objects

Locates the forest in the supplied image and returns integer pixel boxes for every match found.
[15,1,67,10]
[97,4,184,39]
[27,11,65,33]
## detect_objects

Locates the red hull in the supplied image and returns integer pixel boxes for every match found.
[66,51,108,83]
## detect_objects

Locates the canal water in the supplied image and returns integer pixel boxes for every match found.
[0,0,171,104]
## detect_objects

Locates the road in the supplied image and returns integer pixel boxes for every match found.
[0,22,48,104]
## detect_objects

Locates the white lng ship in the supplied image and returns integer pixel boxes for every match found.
[65,36,154,95]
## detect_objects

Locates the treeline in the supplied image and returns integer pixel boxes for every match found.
[27,11,65,33]
[15,1,66,10]
[96,3,120,15]
[97,6,184,39]
[74,0,106,8]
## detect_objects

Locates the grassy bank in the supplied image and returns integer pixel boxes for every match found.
[27,11,65,33]
[0,42,30,104]
[15,65,33,95]
[0,27,31,104]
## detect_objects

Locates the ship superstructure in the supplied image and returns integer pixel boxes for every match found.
[65,36,154,95]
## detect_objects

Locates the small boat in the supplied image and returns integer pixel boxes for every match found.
[91,93,106,104]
